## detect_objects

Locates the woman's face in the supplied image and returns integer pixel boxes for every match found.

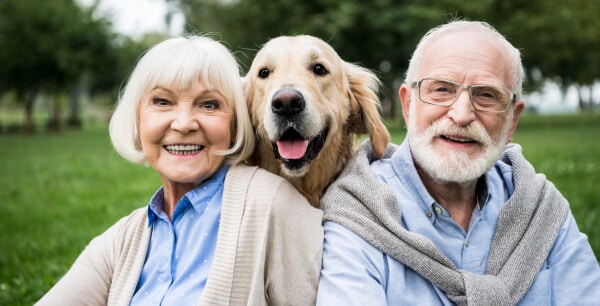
[138,79,233,189]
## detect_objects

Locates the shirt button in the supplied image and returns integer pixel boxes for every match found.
[435,207,442,215]
[426,210,433,217]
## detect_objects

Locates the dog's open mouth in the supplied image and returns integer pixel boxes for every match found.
[272,126,329,170]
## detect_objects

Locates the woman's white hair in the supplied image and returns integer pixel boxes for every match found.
[109,35,254,166]
[404,20,525,100]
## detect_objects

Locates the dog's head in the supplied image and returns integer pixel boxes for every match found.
[244,35,389,178]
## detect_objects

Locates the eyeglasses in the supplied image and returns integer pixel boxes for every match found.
[410,78,515,113]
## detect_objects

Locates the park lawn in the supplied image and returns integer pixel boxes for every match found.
[512,114,600,247]
[0,127,158,305]
[1,113,599,305]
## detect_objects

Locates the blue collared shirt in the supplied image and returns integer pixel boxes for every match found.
[317,140,600,305]
[130,165,228,306]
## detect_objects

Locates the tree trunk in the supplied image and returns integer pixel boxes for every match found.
[576,85,593,113]
[67,82,83,128]
[23,89,38,134]
[387,81,397,120]
[48,92,64,133]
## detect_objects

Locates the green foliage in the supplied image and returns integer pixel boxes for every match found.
[168,0,600,108]
[0,0,165,132]
[1,114,599,304]
[3,0,600,131]
[0,0,123,132]
[87,35,153,99]
[0,0,113,94]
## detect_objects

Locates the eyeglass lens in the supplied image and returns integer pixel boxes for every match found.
[418,78,510,112]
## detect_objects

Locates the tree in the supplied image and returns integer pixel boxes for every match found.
[482,0,600,109]
[168,0,600,113]
[0,0,114,132]
[167,0,502,118]
[169,0,429,118]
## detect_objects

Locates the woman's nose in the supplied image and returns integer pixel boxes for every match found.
[171,108,200,134]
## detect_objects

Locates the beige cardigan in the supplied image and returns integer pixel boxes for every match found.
[36,165,324,306]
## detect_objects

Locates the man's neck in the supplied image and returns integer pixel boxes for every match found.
[416,166,479,232]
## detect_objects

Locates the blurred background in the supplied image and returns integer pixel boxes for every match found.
[1,0,599,131]
[1,0,599,304]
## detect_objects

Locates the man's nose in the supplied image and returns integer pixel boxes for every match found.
[447,90,476,126]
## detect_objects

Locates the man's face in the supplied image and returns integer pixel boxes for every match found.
[400,31,524,184]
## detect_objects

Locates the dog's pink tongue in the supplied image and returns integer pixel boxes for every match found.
[276,139,309,159]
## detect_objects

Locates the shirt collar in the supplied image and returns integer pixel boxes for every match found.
[146,164,229,227]
[393,140,438,212]
[147,188,164,226]
[185,164,228,216]
[477,175,491,209]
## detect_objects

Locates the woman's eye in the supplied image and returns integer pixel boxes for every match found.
[202,100,219,110]
[152,98,170,106]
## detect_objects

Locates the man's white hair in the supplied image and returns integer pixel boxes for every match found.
[404,20,525,100]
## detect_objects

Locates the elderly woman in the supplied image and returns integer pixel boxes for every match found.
[37,36,323,306]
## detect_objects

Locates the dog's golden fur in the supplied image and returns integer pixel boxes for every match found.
[244,35,390,207]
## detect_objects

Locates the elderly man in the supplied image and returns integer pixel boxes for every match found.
[317,20,600,305]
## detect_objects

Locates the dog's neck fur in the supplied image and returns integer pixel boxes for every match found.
[251,130,356,208]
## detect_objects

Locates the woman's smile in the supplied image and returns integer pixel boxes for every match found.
[164,144,205,155]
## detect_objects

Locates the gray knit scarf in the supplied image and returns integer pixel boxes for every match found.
[321,140,569,306]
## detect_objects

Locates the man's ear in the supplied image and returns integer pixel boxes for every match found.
[399,84,411,124]
[507,99,525,142]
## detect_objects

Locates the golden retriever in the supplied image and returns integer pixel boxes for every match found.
[244,35,390,207]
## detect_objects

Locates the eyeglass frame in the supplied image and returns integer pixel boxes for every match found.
[409,78,516,113]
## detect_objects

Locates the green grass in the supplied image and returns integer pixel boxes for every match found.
[0,128,158,305]
[512,114,600,248]
[1,114,599,305]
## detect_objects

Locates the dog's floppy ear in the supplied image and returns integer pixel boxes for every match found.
[241,74,257,117]
[344,62,390,158]
[241,75,251,101]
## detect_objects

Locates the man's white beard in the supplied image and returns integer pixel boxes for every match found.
[407,105,512,184]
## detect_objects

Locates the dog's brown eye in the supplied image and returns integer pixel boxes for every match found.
[312,64,328,76]
[258,68,271,78]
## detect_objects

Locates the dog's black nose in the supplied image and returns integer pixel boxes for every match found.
[272,89,305,116]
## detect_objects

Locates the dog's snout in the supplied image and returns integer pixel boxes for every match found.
[271,89,305,116]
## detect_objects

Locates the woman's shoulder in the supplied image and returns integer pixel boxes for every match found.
[104,207,148,240]
[226,164,317,211]
[227,164,290,187]
[121,207,148,225]
[78,207,149,263]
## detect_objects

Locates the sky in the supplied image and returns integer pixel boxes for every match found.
[78,0,184,38]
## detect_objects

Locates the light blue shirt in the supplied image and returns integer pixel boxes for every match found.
[317,140,600,305]
[130,165,228,306]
